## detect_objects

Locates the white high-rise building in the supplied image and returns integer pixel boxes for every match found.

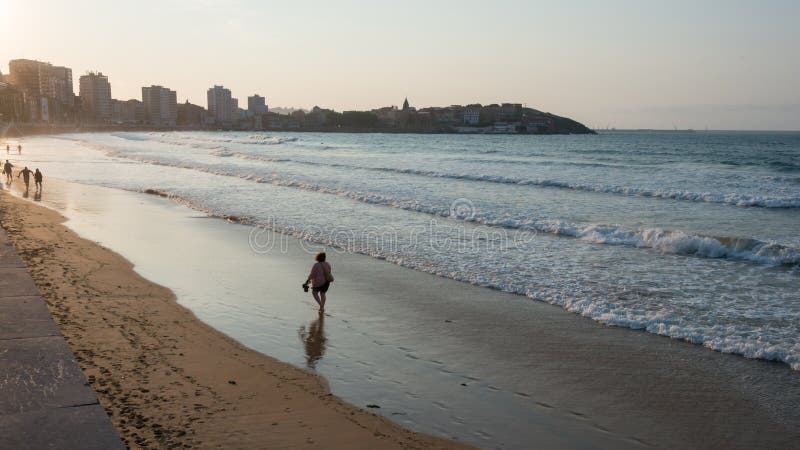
[231,97,240,123]
[142,85,178,126]
[79,72,112,123]
[49,65,74,106]
[247,94,268,117]
[207,85,232,124]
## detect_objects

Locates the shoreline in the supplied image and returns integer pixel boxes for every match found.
[0,189,470,449]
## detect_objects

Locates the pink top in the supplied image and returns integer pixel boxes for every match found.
[309,261,331,287]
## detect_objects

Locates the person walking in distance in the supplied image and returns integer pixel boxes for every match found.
[17,166,33,190]
[3,160,12,183]
[34,169,43,191]
[303,252,333,312]
[17,144,22,155]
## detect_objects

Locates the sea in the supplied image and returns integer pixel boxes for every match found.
[7,130,800,446]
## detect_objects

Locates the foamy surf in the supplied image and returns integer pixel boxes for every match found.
[63,136,800,267]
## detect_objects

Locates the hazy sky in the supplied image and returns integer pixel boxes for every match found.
[2,0,799,130]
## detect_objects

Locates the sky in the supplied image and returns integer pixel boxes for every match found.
[1,0,799,130]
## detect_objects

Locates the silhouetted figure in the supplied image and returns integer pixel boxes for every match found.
[5,144,8,154]
[34,169,43,191]
[298,312,326,369]
[3,160,12,183]
[17,144,22,155]
[304,252,333,311]
[17,166,33,190]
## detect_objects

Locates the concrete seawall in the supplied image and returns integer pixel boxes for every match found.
[0,224,123,449]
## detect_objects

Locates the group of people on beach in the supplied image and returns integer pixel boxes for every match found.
[3,142,43,194]
[3,159,43,192]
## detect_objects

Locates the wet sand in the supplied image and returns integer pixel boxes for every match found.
[0,189,469,449]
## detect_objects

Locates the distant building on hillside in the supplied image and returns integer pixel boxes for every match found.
[463,104,481,125]
[177,101,206,127]
[142,85,177,126]
[481,104,500,124]
[523,113,554,133]
[498,103,522,121]
[79,72,112,123]
[306,106,333,128]
[247,94,268,117]
[372,106,398,127]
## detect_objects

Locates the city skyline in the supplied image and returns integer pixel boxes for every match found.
[2,0,799,130]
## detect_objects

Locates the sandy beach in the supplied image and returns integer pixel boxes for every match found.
[0,188,469,449]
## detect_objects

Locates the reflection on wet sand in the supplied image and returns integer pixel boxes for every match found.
[298,313,327,369]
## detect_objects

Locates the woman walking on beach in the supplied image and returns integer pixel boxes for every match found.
[304,252,333,312]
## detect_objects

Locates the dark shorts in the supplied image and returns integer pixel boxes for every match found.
[312,282,330,293]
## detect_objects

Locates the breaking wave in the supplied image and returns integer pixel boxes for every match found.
[71,139,800,267]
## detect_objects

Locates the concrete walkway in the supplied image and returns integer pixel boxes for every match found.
[0,226,124,449]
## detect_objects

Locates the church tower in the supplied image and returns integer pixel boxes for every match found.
[402,97,410,111]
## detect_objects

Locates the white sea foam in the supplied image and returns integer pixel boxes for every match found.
[77,139,800,266]
[115,132,297,147]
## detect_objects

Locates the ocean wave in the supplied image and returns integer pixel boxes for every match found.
[562,225,800,265]
[66,137,800,266]
[135,186,800,370]
[467,158,622,168]
[114,132,298,146]
[210,149,800,208]
[87,144,799,266]
[103,133,800,208]
[540,291,800,371]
